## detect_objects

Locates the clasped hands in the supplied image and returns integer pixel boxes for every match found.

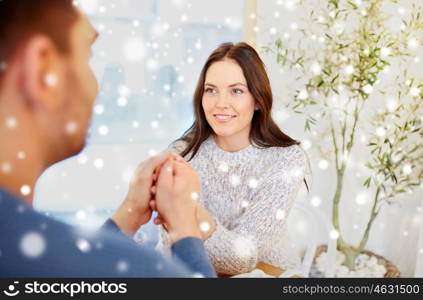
[112,150,211,244]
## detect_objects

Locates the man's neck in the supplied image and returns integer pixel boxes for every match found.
[0,107,46,206]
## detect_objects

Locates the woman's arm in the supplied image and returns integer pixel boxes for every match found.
[197,147,308,275]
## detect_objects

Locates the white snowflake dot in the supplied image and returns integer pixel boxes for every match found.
[376,127,385,137]
[17,151,26,160]
[44,73,58,87]
[98,125,109,136]
[362,84,373,94]
[410,87,420,97]
[229,174,241,186]
[132,20,140,27]
[191,192,199,200]
[5,117,17,128]
[93,158,104,169]
[1,162,12,174]
[298,90,308,100]
[151,121,159,129]
[117,97,128,107]
[233,237,256,259]
[218,162,229,173]
[77,154,88,165]
[318,160,329,170]
[301,139,312,150]
[148,149,158,157]
[17,205,25,213]
[311,196,321,207]
[65,121,78,135]
[94,104,104,115]
[20,185,31,196]
[345,65,354,75]
[76,239,91,253]
[276,209,286,220]
[123,37,145,62]
[118,85,130,96]
[117,260,129,273]
[386,99,398,112]
[20,232,46,259]
[75,210,87,220]
[248,178,258,189]
[291,167,304,177]
[200,222,210,232]
[356,191,369,205]
[329,229,339,240]
[402,165,412,175]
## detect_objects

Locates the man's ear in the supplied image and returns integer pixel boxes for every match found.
[19,35,63,111]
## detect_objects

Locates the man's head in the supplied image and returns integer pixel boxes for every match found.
[0,0,98,165]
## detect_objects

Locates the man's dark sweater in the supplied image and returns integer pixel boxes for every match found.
[0,189,215,277]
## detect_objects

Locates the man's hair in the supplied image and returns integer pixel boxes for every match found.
[0,0,78,76]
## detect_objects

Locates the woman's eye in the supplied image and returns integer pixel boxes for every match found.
[233,88,243,94]
[205,88,217,94]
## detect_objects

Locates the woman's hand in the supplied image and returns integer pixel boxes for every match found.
[111,150,172,236]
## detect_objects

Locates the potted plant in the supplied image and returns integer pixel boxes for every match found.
[263,0,423,277]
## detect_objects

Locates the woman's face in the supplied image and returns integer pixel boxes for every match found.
[202,58,257,143]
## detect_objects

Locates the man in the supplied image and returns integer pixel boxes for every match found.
[0,0,215,277]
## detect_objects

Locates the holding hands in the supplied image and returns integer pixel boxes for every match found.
[112,151,203,244]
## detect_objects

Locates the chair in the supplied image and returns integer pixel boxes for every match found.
[279,200,337,277]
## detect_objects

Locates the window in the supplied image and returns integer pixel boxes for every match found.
[35,0,244,245]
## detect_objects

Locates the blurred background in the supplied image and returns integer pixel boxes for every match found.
[33,0,422,277]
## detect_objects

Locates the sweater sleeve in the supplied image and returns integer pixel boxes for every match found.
[204,146,308,275]
[99,218,124,235]
[171,237,216,277]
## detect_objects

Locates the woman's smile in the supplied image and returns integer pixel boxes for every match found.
[213,113,237,123]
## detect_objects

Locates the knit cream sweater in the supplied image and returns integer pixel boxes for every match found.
[159,135,310,275]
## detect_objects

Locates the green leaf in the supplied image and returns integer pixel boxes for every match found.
[304,119,311,131]
[364,177,371,188]
[277,53,284,64]
[331,74,339,83]
[275,38,283,49]
[329,0,339,8]
[348,1,358,9]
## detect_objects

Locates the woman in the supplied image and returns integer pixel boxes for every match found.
[157,42,310,276]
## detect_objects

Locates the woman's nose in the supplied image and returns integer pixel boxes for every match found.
[215,93,230,108]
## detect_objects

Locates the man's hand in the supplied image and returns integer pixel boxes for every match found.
[111,150,172,236]
[151,157,217,241]
[153,155,202,243]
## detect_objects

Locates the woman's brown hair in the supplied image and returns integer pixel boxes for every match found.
[177,42,309,190]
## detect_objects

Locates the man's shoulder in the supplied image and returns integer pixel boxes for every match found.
[0,189,187,277]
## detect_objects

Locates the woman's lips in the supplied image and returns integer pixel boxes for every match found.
[213,114,236,123]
